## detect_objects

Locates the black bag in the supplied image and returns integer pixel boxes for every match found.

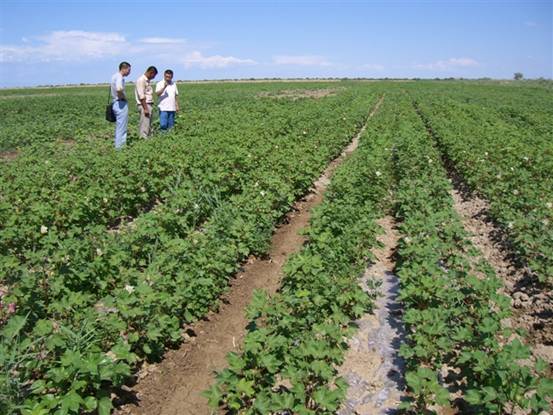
[105,87,116,122]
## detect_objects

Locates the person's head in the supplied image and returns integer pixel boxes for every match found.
[164,69,174,83]
[119,61,131,76]
[145,66,158,80]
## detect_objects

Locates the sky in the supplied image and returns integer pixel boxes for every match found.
[0,0,551,87]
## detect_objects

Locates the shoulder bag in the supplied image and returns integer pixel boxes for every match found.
[105,86,116,122]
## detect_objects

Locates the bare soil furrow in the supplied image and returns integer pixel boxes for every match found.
[449,177,553,365]
[338,216,406,415]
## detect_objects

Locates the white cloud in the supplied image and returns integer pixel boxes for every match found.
[273,55,332,66]
[414,57,479,71]
[0,46,28,63]
[360,63,385,71]
[139,37,187,45]
[1,30,128,62]
[181,51,257,68]
[524,21,538,27]
[0,31,256,70]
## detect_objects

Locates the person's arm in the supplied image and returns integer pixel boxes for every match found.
[156,81,168,97]
[175,85,180,112]
[137,77,150,117]
[116,75,126,100]
[140,97,149,116]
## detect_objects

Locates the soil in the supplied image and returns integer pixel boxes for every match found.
[114,95,385,415]
[448,174,553,367]
[257,88,340,100]
[337,216,406,415]
[0,150,19,161]
[60,138,77,147]
[336,217,459,415]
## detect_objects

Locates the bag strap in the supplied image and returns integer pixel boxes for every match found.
[107,84,112,105]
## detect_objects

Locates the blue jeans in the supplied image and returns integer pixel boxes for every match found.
[159,111,176,131]
[113,100,128,149]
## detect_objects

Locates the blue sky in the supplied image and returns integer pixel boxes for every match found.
[0,0,551,87]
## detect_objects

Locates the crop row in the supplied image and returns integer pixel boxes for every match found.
[392,95,552,413]
[409,92,552,283]
[0,81,346,151]
[0,89,112,151]
[1,88,372,306]
[1,87,363,259]
[208,96,394,414]
[0,90,378,414]
[413,81,553,136]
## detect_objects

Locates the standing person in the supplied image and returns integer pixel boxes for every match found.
[156,69,179,131]
[111,61,131,149]
[135,66,158,138]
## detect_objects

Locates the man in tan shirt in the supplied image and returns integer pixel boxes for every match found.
[135,66,158,138]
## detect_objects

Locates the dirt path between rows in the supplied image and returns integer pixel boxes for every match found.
[115,95,385,415]
[448,176,553,368]
[338,216,405,415]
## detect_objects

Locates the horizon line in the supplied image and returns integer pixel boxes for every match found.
[2,76,551,90]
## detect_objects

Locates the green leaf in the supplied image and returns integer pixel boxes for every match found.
[260,353,280,374]
[236,378,255,397]
[252,391,271,413]
[481,386,497,403]
[272,392,295,411]
[312,387,339,411]
[227,352,245,372]
[60,391,82,413]
[537,378,553,396]
[97,395,112,415]
[142,343,152,355]
[405,370,421,393]
[83,396,97,411]
[2,314,27,339]
[465,389,482,405]
[296,289,310,298]
[202,384,222,408]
